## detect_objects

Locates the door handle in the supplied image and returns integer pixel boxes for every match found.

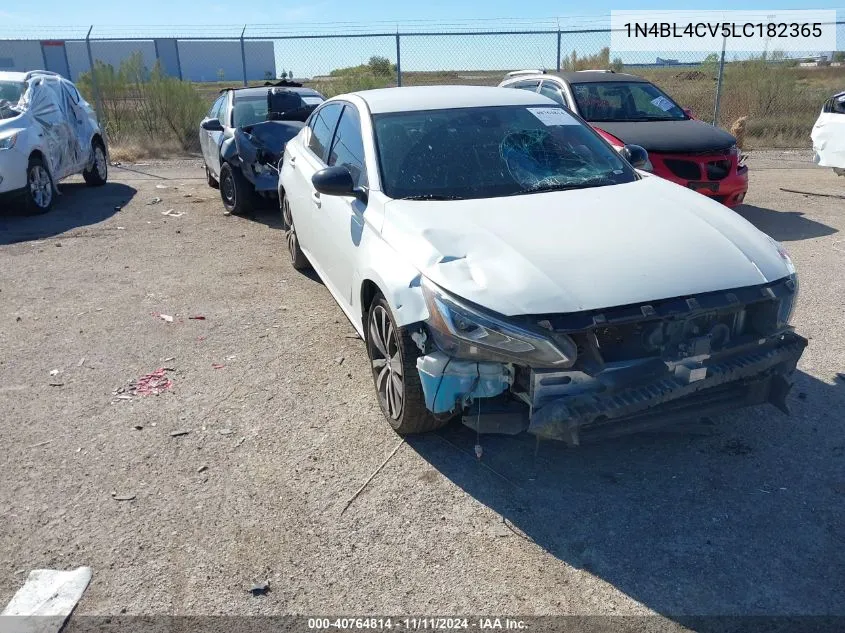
[311,191,321,208]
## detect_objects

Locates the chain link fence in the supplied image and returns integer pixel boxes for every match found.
[1,21,842,154]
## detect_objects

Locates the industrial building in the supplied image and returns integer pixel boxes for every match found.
[0,38,276,82]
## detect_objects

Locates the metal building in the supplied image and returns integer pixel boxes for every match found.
[0,38,276,82]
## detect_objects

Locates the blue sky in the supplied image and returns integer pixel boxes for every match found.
[1,0,842,29]
[0,3,841,78]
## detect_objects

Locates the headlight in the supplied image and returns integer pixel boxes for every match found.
[778,273,798,325]
[421,278,576,368]
[768,236,796,275]
[0,132,18,150]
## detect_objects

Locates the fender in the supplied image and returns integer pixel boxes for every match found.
[352,234,429,333]
[220,135,239,166]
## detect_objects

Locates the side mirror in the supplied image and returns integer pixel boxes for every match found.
[683,108,695,119]
[312,165,367,201]
[621,144,651,170]
[201,118,224,132]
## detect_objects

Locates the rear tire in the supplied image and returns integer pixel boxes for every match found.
[281,194,310,270]
[24,156,54,214]
[366,294,448,435]
[83,139,108,186]
[219,162,254,215]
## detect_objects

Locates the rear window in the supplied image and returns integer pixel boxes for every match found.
[571,81,687,122]
[0,80,25,104]
[233,95,269,127]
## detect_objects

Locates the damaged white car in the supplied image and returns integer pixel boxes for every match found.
[811,91,845,176]
[280,86,806,445]
[0,70,107,213]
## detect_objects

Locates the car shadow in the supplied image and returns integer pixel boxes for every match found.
[240,198,285,231]
[406,369,845,622]
[0,182,136,245]
[735,204,837,242]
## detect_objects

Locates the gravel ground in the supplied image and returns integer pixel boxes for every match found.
[0,152,843,622]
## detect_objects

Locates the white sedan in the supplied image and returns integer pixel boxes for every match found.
[279,86,805,445]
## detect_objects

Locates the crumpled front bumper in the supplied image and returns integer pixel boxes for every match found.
[528,332,807,445]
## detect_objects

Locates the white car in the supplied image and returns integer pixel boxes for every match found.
[0,70,107,213]
[811,90,845,176]
[279,86,805,445]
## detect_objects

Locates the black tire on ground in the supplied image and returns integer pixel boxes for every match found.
[219,162,254,215]
[24,156,54,214]
[206,164,219,189]
[366,294,449,435]
[281,194,310,270]
[82,139,108,186]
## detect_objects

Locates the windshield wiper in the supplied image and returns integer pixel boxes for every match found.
[400,194,466,201]
[508,178,614,196]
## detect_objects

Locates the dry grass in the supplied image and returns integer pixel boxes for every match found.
[108,138,195,162]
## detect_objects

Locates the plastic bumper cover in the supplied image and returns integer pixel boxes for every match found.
[528,332,807,444]
[0,146,27,195]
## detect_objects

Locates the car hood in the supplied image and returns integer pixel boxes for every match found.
[592,119,736,153]
[381,176,790,316]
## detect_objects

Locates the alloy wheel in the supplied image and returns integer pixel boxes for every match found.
[368,305,404,420]
[29,165,52,209]
[94,146,107,180]
[283,197,297,259]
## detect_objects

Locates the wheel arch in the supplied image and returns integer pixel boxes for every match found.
[27,149,54,181]
[356,265,428,332]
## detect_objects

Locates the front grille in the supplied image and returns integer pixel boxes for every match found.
[706,160,731,180]
[663,159,701,180]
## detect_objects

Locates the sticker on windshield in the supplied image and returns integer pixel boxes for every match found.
[650,96,675,112]
[527,107,579,126]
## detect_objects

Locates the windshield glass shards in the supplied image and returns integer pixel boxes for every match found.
[373,104,636,200]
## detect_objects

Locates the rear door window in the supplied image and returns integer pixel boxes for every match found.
[307,102,343,162]
[510,80,540,92]
[538,81,567,106]
[209,95,226,120]
[327,105,367,188]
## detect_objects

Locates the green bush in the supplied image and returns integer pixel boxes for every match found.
[77,51,210,152]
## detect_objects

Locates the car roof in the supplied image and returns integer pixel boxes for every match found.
[230,86,321,99]
[509,71,649,84]
[348,85,556,114]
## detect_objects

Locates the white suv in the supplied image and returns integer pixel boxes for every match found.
[0,70,107,213]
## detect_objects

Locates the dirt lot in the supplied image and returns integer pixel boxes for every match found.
[1,152,844,623]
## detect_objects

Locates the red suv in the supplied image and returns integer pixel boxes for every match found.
[499,70,748,207]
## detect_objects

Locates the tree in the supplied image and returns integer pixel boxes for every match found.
[368,55,393,77]
[264,70,273,80]
[561,47,611,71]
[834,51,845,63]
[216,68,225,82]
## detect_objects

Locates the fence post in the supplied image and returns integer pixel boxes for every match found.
[712,35,726,127]
[240,25,248,87]
[556,29,561,72]
[395,32,402,87]
[85,25,108,149]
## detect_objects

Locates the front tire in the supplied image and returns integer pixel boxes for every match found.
[83,139,108,186]
[366,295,448,435]
[281,194,310,270]
[25,157,54,214]
[219,162,253,215]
